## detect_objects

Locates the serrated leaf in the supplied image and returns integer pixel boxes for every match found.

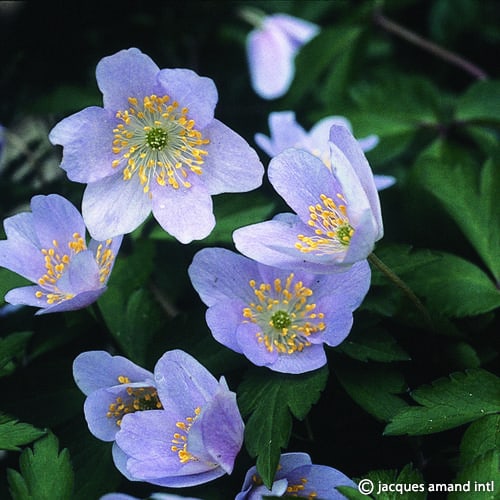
[455,79,500,124]
[0,414,46,451]
[385,369,500,436]
[404,251,500,317]
[448,449,499,500]
[333,360,408,422]
[459,414,500,467]
[361,463,426,499]
[337,328,410,363]
[7,432,74,500]
[238,367,328,488]
[416,153,500,283]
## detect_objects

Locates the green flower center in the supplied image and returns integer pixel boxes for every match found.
[146,127,169,150]
[270,310,292,329]
[242,273,326,355]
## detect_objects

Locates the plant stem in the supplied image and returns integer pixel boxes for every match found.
[368,253,433,330]
[373,10,488,81]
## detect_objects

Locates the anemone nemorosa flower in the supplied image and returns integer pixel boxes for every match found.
[112,349,244,488]
[0,194,122,315]
[188,248,370,374]
[236,452,357,499]
[73,351,160,442]
[243,10,319,99]
[233,125,384,274]
[49,48,264,243]
[255,111,395,191]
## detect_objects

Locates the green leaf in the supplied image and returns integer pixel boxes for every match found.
[404,251,500,317]
[0,268,30,306]
[369,244,441,287]
[337,327,411,363]
[98,239,166,364]
[416,153,500,283]
[7,432,74,500]
[359,463,426,499]
[285,26,363,107]
[100,287,166,366]
[333,360,408,422]
[238,367,328,488]
[0,414,46,451]
[150,191,276,244]
[448,449,499,500]
[449,415,500,499]
[348,74,443,163]
[385,369,500,436]
[459,414,500,467]
[455,79,500,124]
[0,331,33,377]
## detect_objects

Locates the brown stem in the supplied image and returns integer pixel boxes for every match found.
[373,10,488,81]
[368,253,434,330]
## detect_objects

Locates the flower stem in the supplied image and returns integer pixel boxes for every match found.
[373,10,488,81]
[368,253,433,330]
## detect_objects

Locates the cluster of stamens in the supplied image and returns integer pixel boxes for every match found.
[242,273,326,355]
[112,95,209,194]
[35,233,116,305]
[171,407,201,463]
[35,233,86,304]
[296,193,354,255]
[286,478,317,498]
[106,375,162,427]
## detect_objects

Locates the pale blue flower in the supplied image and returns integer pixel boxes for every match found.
[0,194,122,314]
[49,48,264,243]
[113,349,244,488]
[244,11,319,99]
[234,125,384,273]
[189,248,370,374]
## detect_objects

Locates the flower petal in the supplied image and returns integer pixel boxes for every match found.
[206,301,246,353]
[31,194,86,250]
[154,350,219,416]
[246,24,294,99]
[96,48,161,111]
[198,384,244,473]
[254,111,306,157]
[49,106,117,183]
[82,173,152,240]
[268,148,344,224]
[329,124,383,239]
[150,182,214,244]
[156,68,218,129]
[200,119,264,194]
[0,240,44,283]
[73,350,154,395]
[188,247,258,306]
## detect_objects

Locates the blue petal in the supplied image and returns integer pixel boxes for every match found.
[96,48,161,111]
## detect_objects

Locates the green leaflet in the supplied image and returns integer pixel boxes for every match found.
[237,366,328,489]
[385,369,500,436]
[7,432,74,500]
